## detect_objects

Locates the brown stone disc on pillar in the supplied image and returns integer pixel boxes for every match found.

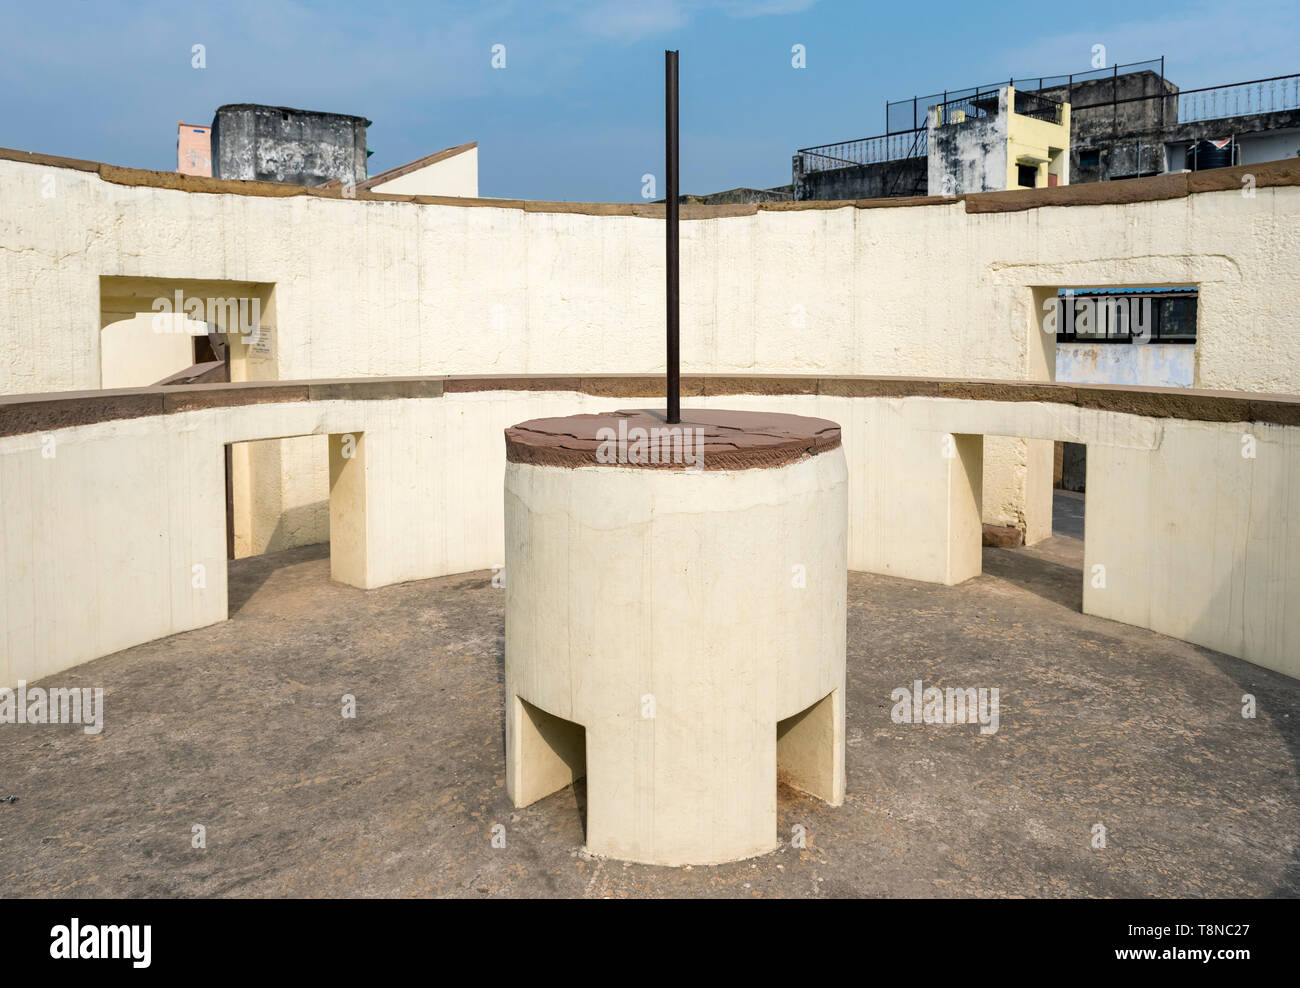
[504,408,841,471]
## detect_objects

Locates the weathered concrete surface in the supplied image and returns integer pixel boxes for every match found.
[211,104,369,187]
[5,151,1300,555]
[1,497,1296,898]
[794,155,928,201]
[504,444,847,865]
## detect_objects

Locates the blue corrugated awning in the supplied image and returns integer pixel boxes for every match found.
[1057,286,1198,297]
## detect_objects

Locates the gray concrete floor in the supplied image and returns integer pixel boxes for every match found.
[2,492,1297,898]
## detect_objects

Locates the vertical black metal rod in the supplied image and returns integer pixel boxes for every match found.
[665,49,680,424]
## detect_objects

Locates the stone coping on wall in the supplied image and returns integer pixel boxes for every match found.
[2,375,1299,439]
[505,408,842,471]
[3,145,1297,216]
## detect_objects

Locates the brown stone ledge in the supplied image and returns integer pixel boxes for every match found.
[2,375,1298,439]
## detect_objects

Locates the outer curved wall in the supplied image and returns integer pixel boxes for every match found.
[5,157,1297,393]
[3,153,1299,549]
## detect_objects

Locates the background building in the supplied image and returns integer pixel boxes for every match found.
[319,141,480,198]
[927,86,1071,194]
[189,104,478,198]
[795,59,1300,200]
[176,121,211,176]
[210,103,371,187]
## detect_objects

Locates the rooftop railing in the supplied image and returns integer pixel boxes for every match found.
[932,90,999,125]
[797,70,1299,179]
[796,129,928,175]
[1013,90,1064,124]
[1069,72,1300,124]
[885,58,1164,133]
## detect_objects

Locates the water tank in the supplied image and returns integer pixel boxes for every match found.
[1185,139,1237,171]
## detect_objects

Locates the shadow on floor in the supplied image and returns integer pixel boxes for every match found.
[981,547,1083,612]
[227,541,330,615]
[5,528,1297,897]
[980,491,1086,612]
[1198,643,1300,897]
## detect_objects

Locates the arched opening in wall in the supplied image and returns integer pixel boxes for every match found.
[227,431,329,563]
[99,277,329,565]
[974,431,1088,613]
[98,276,276,388]
[225,438,331,561]
[777,690,839,810]
[983,453,1088,613]
[513,698,588,838]
[223,431,353,617]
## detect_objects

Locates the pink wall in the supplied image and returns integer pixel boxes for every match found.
[177,123,211,176]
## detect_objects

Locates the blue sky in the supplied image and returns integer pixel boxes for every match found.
[2,0,1296,200]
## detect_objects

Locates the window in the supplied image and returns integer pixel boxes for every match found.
[1054,288,1198,343]
[1017,163,1038,188]
[1157,297,1197,340]
[1078,149,1101,168]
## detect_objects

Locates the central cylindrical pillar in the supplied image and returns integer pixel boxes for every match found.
[503,408,847,866]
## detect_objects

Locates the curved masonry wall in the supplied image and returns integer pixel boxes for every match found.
[3,149,1299,557]
[0,375,1297,688]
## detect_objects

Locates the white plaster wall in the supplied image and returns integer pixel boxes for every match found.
[4,389,1295,688]
[2,157,1298,550]
[898,395,1300,677]
[7,159,1297,393]
[1238,128,1300,166]
[369,147,478,197]
[100,313,197,388]
[928,103,1009,194]
[0,412,228,688]
[1085,419,1300,676]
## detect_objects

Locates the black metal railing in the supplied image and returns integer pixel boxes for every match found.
[796,129,928,174]
[929,88,1064,126]
[932,89,999,125]
[885,58,1164,133]
[1071,71,1300,123]
[1013,90,1064,123]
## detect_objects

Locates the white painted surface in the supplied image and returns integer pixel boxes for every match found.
[3,389,1296,689]
[368,146,478,197]
[505,448,847,865]
[1056,342,1195,387]
[1239,128,1300,166]
[6,157,1299,547]
[1085,419,1300,672]
[100,313,198,388]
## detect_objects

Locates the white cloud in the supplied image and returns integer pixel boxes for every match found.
[575,0,688,40]
[988,0,1300,89]
[713,0,819,17]
[569,0,818,42]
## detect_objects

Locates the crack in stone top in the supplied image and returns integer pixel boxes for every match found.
[504,408,842,471]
